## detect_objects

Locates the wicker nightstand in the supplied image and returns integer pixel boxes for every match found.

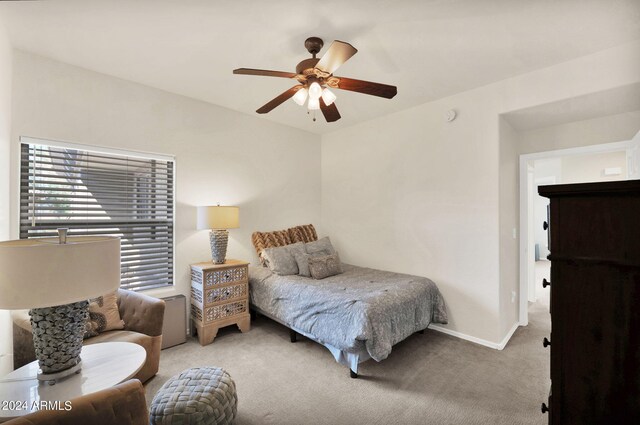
[190,259,250,345]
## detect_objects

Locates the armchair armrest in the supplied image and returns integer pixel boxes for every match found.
[117,289,165,337]
[5,379,149,425]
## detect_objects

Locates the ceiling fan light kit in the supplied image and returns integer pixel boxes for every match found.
[233,36,397,123]
[308,81,323,100]
[308,97,320,111]
[321,88,336,106]
[292,87,308,106]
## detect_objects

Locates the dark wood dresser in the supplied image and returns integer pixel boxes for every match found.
[539,180,640,424]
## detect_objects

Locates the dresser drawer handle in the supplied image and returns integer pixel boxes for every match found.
[543,337,551,348]
[542,278,550,288]
[543,221,548,230]
[541,403,549,414]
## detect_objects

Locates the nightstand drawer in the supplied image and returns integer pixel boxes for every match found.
[191,282,248,306]
[204,266,247,287]
[204,299,247,323]
[206,282,247,305]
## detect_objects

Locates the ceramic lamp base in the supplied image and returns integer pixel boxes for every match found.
[29,300,89,384]
[38,361,82,385]
[209,229,229,264]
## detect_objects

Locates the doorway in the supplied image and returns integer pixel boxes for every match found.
[518,137,639,325]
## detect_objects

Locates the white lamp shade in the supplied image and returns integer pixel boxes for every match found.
[321,88,336,106]
[0,236,121,309]
[308,82,322,100]
[307,97,320,110]
[292,88,308,106]
[197,206,240,230]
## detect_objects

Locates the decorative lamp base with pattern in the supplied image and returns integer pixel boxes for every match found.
[0,233,121,386]
[29,300,89,384]
[209,229,229,264]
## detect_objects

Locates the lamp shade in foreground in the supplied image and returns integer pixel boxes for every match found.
[0,236,121,309]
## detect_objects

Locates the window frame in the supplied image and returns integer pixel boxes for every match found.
[18,136,176,292]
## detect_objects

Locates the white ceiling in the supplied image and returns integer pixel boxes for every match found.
[1,0,639,135]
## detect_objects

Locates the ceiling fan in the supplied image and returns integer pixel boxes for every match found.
[233,37,397,123]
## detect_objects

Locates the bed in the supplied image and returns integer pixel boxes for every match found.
[249,224,448,378]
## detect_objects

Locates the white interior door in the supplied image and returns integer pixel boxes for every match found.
[527,166,536,302]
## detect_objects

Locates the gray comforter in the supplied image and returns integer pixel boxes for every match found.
[249,264,448,362]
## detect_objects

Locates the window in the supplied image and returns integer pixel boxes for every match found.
[20,138,175,291]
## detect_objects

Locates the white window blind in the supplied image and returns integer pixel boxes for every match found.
[20,140,174,291]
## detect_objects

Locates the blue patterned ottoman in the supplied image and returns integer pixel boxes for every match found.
[150,367,237,425]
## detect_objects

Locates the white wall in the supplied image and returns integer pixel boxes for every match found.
[322,86,503,343]
[0,16,13,375]
[323,41,640,346]
[561,150,628,184]
[498,118,519,338]
[518,110,640,155]
[10,51,322,312]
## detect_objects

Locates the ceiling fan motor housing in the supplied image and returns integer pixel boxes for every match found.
[296,58,320,76]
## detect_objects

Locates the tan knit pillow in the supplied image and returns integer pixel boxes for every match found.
[83,291,124,338]
[308,252,343,280]
[287,224,318,244]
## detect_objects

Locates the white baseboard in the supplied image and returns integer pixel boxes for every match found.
[428,322,520,350]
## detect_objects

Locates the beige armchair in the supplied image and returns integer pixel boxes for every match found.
[4,379,149,425]
[12,289,165,383]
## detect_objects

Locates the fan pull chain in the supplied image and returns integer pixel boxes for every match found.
[306,110,317,122]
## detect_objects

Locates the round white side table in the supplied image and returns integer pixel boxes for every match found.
[0,341,146,422]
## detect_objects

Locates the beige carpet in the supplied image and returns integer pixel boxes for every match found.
[145,302,550,425]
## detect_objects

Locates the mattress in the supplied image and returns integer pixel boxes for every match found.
[248,263,447,370]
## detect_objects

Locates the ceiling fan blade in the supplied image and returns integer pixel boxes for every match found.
[233,68,297,79]
[256,85,303,114]
[319,98,341,122]
[334,77,397,99]
[315,41,358,75]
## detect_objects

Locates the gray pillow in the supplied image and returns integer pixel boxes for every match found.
[293,251,327,277]
[263,242,306,275]
[305,236,336,257]
[293,252,312,277]
[308,252,343,280]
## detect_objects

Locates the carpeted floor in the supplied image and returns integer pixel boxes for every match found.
[145,302,550,425]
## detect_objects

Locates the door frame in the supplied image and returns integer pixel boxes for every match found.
[518,138,638,325]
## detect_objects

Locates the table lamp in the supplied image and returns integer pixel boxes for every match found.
[197,205,239,264]
[0,230,120,384]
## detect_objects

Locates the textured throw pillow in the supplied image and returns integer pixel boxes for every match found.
[263,242,306,275]
[83,291,124,339]
[305,236,336,257]
[308,252,343,280]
